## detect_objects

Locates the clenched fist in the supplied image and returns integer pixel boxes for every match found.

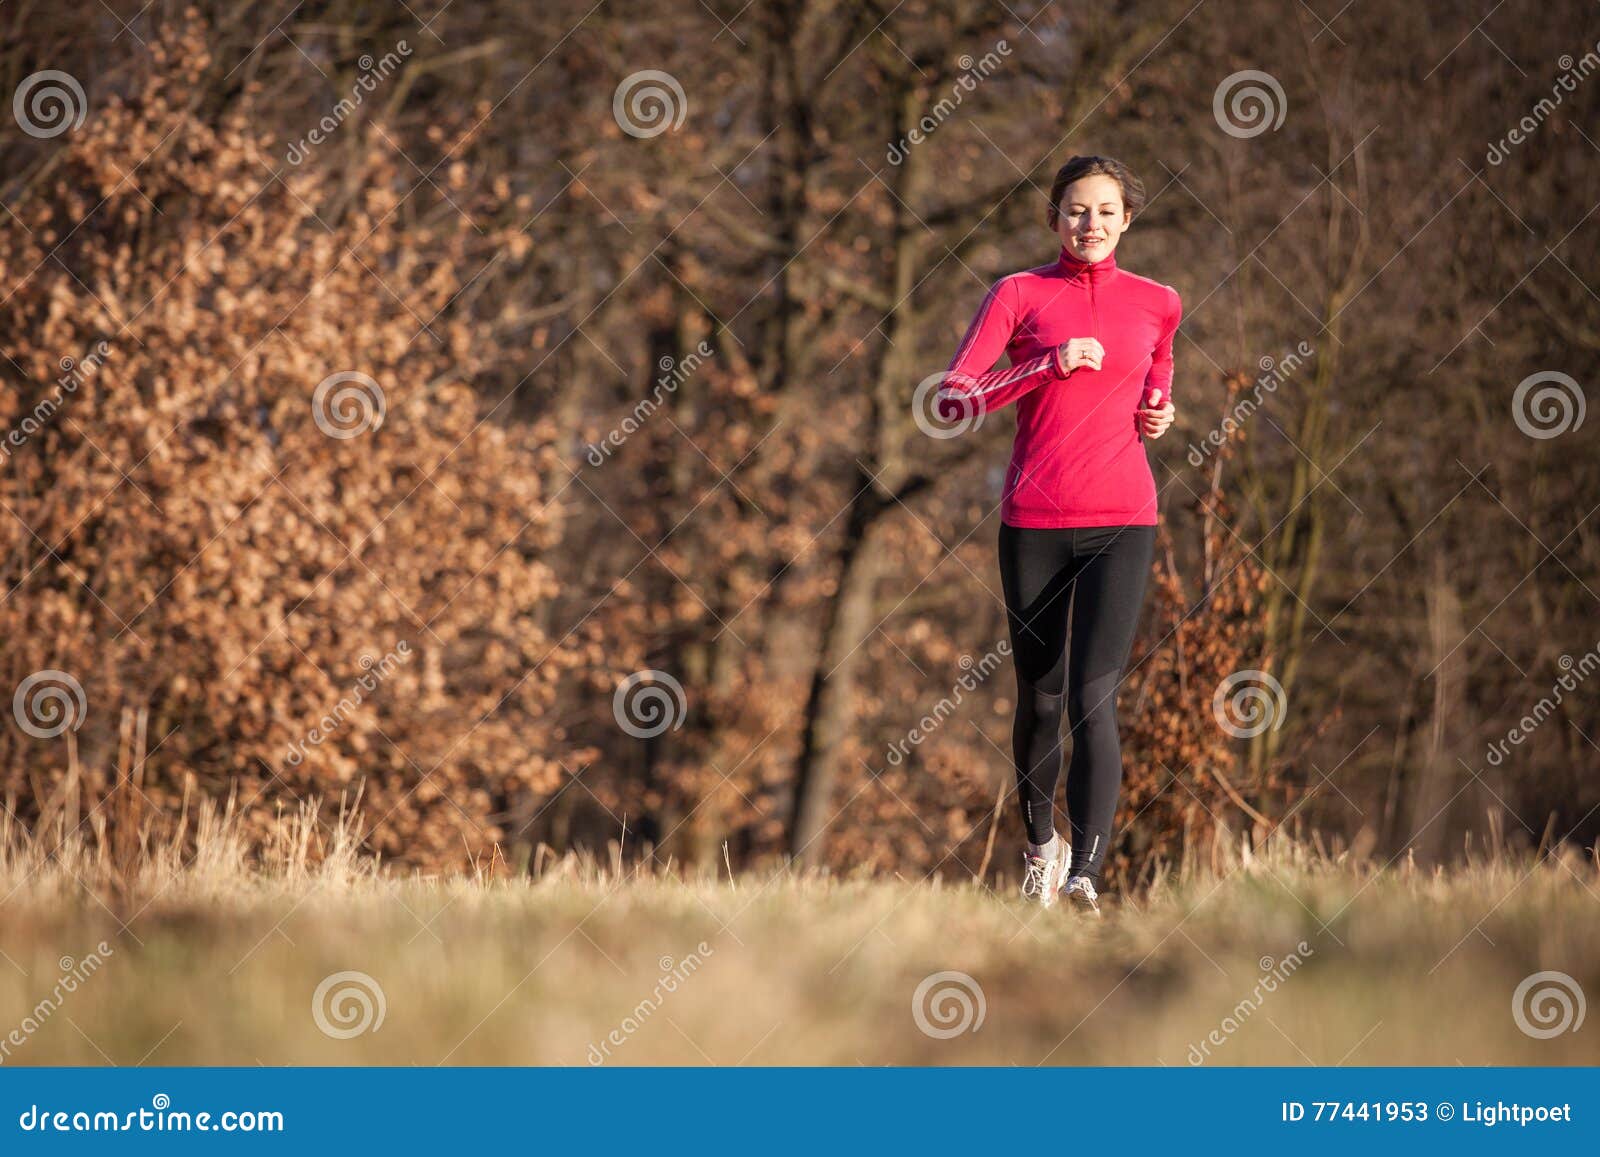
[1058,337,1104,372]
[1137,388,1175,438]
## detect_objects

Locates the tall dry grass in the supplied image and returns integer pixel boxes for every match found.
[2,782,1596,1067]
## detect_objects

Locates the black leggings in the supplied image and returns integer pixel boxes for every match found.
[998,521,1154,881]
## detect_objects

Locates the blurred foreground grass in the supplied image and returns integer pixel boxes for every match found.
[1,801,1596,1065]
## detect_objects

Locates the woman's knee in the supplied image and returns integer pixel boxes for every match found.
[1016,680,1067,726]
[1066,669,1122,728]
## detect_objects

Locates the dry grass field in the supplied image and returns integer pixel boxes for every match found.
[1,798,1596,1067]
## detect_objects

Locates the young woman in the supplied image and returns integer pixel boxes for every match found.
[935,155,1179,914]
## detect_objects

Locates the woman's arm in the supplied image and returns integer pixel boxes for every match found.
[934,276,1069,423]
[1137,286,1182,439]
[1143,285,1182,405]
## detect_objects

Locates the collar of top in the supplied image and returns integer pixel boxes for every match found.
[1056,244,1118,284]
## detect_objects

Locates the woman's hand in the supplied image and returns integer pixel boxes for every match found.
[1059,337,1104,372]
[1137,388,1175,438]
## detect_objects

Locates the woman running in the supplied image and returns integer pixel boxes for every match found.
[935,155,1180,914]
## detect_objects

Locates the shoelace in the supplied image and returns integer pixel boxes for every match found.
[1021,855,1055,897]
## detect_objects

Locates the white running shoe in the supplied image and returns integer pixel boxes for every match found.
[1020,835,1070,908]
[1063,874,1101,916]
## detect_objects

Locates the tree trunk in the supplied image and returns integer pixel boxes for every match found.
[788,481,885,866]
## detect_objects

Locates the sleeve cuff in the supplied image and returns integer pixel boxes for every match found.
[1052,343,1070,377]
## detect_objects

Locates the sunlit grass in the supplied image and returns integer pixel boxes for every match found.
[1,797,1596,1065]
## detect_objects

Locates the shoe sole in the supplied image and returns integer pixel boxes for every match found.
[1065,892,1101,917]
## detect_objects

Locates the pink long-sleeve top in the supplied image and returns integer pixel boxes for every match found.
[935,245,1182,528]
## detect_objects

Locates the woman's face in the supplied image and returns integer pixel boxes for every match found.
[1054,174,1131,263]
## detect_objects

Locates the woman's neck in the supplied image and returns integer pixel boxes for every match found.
[1057,244,1119,280]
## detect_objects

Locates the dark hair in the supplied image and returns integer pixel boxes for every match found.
[1045,155,1146,229]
